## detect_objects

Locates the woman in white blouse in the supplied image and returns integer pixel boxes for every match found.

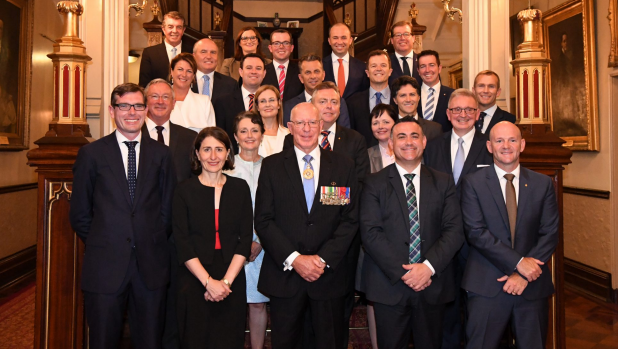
[252,85,289,157]
[170,53,215,133]
[367,104,397,173]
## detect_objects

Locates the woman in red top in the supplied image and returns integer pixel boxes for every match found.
[173,127,253,348]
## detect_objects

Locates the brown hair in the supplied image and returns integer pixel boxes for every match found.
[234,27,265,61]
[270,29,292,43]
[233,111,266,135]
[162,11,186,27]
[311,81,340,100]
[474,70,501,89]
[298,53,323,71]
[170,53,197,87]
[110,83,145,105]
[253,85,284,126]
[366,50,391,69]
[191,127,235,174]
[390,21,412,37]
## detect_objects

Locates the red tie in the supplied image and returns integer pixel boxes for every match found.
[278,65,286,98]
[248,94,254,111]
[337,59,346,96]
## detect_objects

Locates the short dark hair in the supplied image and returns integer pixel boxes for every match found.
[233,111,266,135]
[170,53,197,87]
[370,104,397,127]
[417,50,441,66]
[298,53,322,71]
[366,50,391,69]
[240,53,266,69]
[270,29,292,42]
[391,76,420,97]
[110,83,144,106]
[311,81,339,100]
[391,115,424,138]
[191,127,235,174]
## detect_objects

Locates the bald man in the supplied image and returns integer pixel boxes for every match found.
[191,38,238,99]
[323,23,369,99]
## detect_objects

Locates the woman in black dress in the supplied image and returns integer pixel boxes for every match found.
[173,127,253,348]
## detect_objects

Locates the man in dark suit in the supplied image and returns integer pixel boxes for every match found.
[388,21,422,86]
[472,70,516,136]
[261,29,303,103]
[348,50,397,147]
[213,53,266,153]
[139,12,192,87]
[255,102,359,349]
[360,116,464,349]
[423,88,493,349]
[283,54,351,128]
[70,83,176,349]
[461,121,559,349]
[417,50,454,132]
[392,76,443,142]
[191,38,238,100]
[323,23,369,99]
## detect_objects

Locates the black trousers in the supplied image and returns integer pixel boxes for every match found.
[442,250,467,349]
[270,285,345,349]
[84,250,167,349]
[162,240,180,349]
[373,291,445,349]
[466,291,549,349]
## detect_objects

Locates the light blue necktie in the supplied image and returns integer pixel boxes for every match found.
[453,137,465,184]
[171,47,177,58]
[424,87,435,120]
[404,174,421,263]
[202,75,210,96]
[302,155,315,212]
[375,91,383,105]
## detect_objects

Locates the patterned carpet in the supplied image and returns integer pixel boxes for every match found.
[0,282,35,349]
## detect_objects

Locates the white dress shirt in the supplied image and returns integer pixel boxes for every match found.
[283,145,322,270]
[369,86,391,112]
[450,128,475,168]
[378,144,395,168]
[331,52,350,86]
[273,60,290,81]
[394,51,415,74]
[394,161,435,275]
[145,118,171,146]
[481,104,498,134]
[321,123,337,151]
[116,131,141,178]
[164,41,182,63]
[304,90,313,102]
[398,113,419,120]
[195,70,215,95]
[241,86,256,111]
[494,164,520,204]
[421,81,441,121]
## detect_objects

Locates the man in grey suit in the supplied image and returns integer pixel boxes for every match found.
[472,70,516,135]
[392,76,442,142]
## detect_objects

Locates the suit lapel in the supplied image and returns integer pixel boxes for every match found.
[283,148,310,216]
[486,107,503,132]
[133,134,154,208]
[104,132,133,208]
[323,56,335,81]
[313,149,334,215]
[441,133,452,175]
[515,168,530,237]
[333,124,345,151]
[461,132,486,177]
[390,53,404,77]
[388,165,410,231]
[168,122,180,156]
[486,168,510,232]
[418,166,432,242]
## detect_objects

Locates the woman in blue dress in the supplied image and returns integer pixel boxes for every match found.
[225,111,269,348]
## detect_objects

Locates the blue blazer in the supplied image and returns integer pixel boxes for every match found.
[323,54,370,100]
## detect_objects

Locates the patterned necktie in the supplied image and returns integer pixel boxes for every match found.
[337,58,346,96]
[155,126,165,145]
[452,137,465,184]
[401,57,411,77]
[303,155,315,212]
[124,141,138,203]
[278,65,286,98]
[320,130,332,151]
[171,47,177,59]
[504,174,517,248]
[248,94,255,111]
[424,87,435,120]
[404,174,421,263]
[202,75,210,96]
[476,112,487,133]
[375,91,383,106]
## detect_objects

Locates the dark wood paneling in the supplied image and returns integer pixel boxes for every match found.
[0,245,36,292]
[565,257,616,303]
[563,186,610,199]
[0,182,37,195]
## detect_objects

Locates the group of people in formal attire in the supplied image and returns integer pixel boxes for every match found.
[68,9,559,349]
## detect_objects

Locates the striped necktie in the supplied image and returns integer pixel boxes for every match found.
[278,65,286,98]
[320,131,332,151]
[404,173,421,263]
[424,87,435,120]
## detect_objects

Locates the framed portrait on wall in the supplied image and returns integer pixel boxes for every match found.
[0,0,32,150]
[544,0,598,151]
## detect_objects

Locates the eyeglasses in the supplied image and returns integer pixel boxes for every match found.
[241,36,258,42]
[258,98,278,105]
[448,107,478,115]
[147,94,171,101]
[290,120,320,128]
[114,103,147,111]
[392,32,412,39]
[271,41,291,48]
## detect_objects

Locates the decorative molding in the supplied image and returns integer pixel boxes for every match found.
[0,246,36,292]
[233,11,324,24]
[0,183,38,195]
[564,258,616,303]
[563,186,610,199]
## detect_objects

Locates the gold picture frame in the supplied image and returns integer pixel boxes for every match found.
[609,1,618,67]
[0,0,32,150]
[544,0,598,151]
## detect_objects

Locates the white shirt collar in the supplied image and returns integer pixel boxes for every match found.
[395,161,421,179]
[483,104,498,117]
[273,60,290,70]
[331,51,350,63]
[241,85,256,99]
[451,127,475,144]
[145,117,170,132]
[294,144,321,161]
[304,90,313,102]
[422,81,441,93]
[494,163,520,180]
[325,122,337,136]
[163,40,182,53]
[196,70,215,81]
[399,113,419,119]
[116,130,141,144]
[394,51,414,60]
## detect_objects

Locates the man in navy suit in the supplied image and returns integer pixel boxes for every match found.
[360,116,464,349]
[423,89,493,349]
[283,54,351,128]
[461,121,559,349]
[323,23,369,99]
[348,49,397,147]
[70,83,176,349]
[191,38,238,100]
[388,21,422,86]
[417,50,454,132]
[139,12,192,87]
[472,70,516,136]
[262,29,304,103]
[392,76,443,142]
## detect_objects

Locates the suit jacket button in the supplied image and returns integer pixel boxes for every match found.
[127,238,132,243]
[306,221,313,226]
[131,213,135,218]
[404,242,409,246]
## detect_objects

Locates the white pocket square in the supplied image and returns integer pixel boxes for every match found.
[477,164,491,168]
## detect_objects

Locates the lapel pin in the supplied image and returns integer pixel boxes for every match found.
[331,182,336,186]
[525,184,528,187]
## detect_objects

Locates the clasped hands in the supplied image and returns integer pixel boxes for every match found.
[401,263,432,292]
[497,257,544,295]
[204,278,231,302]
[292,255,326,282]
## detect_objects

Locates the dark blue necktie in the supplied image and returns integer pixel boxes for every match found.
[124,141,138,203]
[404,173,421,263]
